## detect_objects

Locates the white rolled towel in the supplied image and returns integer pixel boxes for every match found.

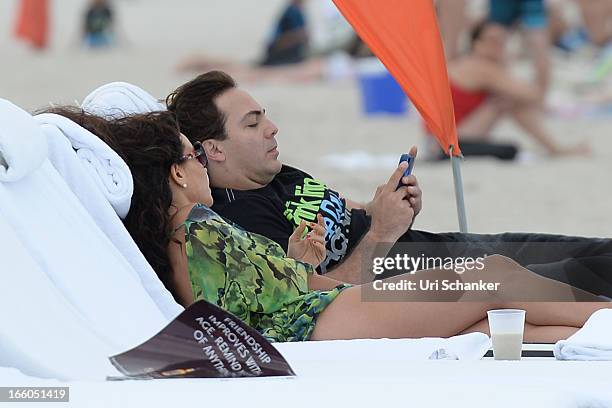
[0,99,47,182]
[81,81,165,118]
[554,309,612,360]
[38,119,182,320]
[34,113,133,219]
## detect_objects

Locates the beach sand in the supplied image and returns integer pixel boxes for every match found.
[1,0,610,237]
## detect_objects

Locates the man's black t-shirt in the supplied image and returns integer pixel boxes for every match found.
[211,165,370,273]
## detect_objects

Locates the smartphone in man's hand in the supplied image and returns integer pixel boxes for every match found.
[397,153,415,190]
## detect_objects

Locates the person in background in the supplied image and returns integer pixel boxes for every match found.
[447,21,589,157]
[576,0,612,50]
[261,0,310,66]
[179,0,310,73]
[575,0,612,82]
[545,0,612,84]
[548,0,612,55]
[489,0,552,95]
[83,0,115,48]
[436,0,469,61]
[547,0,581,52]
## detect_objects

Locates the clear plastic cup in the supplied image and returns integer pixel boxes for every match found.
[487,309,526,361]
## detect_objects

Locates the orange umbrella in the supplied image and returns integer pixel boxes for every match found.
[332,0,460,156]
[333,0,468,230]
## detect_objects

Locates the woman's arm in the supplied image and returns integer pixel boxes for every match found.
[308,272,348,291]
[167,228,195,307]
[478,62,543,105]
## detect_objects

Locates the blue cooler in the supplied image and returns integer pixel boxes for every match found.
[357,58,408,115]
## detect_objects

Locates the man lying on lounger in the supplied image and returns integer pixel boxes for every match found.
[166,71,612,297]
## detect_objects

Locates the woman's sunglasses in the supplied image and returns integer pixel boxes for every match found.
[179,141,208,168]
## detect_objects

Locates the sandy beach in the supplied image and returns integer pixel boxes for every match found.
[1,0,611,237]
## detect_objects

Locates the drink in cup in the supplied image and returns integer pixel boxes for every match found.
[487,309,526,361]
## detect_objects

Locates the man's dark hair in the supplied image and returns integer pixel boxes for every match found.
[166,70,236,145]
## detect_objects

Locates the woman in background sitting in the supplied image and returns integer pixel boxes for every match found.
[48,106,610,343]
[447,21,588,157]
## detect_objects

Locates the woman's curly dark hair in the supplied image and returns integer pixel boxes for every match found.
[42,106,184,298]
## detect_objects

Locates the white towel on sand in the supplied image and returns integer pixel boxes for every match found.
[554,309,612,360]
[34,113,133,219]
[0,99,47,182]
[81,81,165,118]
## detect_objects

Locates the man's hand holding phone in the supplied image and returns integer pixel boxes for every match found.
[397,146,422,218]
[365,146,422,238]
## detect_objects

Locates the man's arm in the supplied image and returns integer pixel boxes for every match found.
[346,146,422,226]
[324,163,416,284]
[345,199,366,210]
[324,231,392,284]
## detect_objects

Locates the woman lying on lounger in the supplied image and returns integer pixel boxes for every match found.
[49,107,611,344]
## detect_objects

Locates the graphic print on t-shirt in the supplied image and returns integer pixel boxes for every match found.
[283,177,351,272]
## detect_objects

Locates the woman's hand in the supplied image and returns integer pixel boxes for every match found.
[287,214,327,267]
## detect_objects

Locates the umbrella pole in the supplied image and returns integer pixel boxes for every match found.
[449,145,468,233]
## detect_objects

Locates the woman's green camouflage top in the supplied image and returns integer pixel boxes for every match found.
[181,204,350,342]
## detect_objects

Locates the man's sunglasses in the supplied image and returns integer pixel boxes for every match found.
[179,141,208,168]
